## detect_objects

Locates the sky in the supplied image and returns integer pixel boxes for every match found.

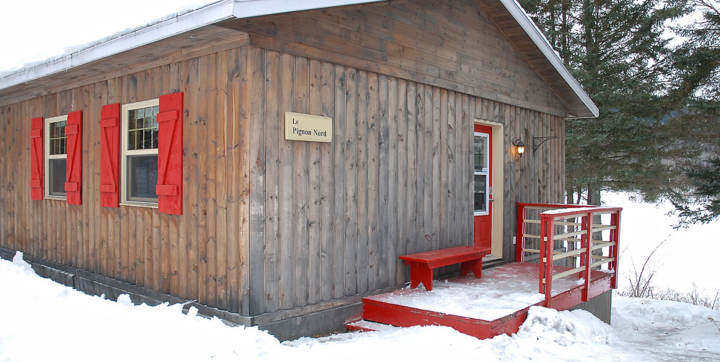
[0,0,214,73]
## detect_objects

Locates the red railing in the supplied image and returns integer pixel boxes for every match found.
[516,203,621,307]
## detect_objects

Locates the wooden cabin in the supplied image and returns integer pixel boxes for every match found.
[0,0,599,339]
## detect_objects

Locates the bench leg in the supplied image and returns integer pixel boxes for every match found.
[460,259,483,279]
[409,263,434,291]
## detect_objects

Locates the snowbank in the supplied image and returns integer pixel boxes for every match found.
[1,252,719,361]
[613,296,720,360]
[0,252,284,362]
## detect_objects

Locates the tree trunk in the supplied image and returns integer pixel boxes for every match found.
[560,0,569,61]
[566,185,575,204]
[586,182,603,266]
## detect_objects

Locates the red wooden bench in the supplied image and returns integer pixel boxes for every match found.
[399,246,491,291]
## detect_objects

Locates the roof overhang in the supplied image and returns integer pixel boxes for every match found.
[0,0,597,118]
[498,0,599,118]
[0,0,383,92]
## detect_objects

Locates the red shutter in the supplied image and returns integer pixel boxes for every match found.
[30,117,44,200]
[156,92,183,215]
[65,110,83,205]
[100,104,120,208]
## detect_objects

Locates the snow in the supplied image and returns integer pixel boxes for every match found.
[603,192,720,297]
[372,264,589,321]
[2,251,719,361]
[541,206,609,215]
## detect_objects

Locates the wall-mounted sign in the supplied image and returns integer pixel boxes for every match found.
[285,112,332,143]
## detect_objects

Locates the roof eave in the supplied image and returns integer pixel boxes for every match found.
[0,0,598,119]
[0,0,385,92]
[0,0,237,91]
[498,0,599,118]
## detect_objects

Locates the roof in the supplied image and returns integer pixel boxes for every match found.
[498,0,598,117]
[0,0,598,118]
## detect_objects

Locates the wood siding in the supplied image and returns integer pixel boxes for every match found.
[246,48,564,315]
[0,47,252,314]
[219,0,571,118]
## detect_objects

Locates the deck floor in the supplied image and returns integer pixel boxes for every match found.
[356,262,613,339]
[369,263,602,321]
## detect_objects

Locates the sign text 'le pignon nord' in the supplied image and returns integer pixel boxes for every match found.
[284,112,332,142]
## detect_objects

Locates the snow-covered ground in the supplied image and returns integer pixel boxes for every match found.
[603,192,720,297]
[2,251,719,362]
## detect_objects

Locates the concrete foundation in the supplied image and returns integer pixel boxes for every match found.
[570,289,612,324]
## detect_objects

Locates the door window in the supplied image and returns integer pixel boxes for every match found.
[474,132,489,215]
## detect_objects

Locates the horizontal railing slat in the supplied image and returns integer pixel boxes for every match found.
[552,267,585,281]
[553,248,586,260]
[552,230,586,240]
[591,241,614,251]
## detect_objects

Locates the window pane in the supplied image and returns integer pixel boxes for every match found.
[474,174,487,213]
[474,135,487,171]
[127,155,158,202]
[128,130,136,150]
[152,129,158,149]
[49,159,66,196]
[143,129,152,149]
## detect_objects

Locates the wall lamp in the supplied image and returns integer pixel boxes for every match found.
[512,138,525,160]
[532,136,558,155]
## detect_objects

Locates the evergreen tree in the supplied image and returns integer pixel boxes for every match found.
[520,0,692,206]
[666,0,720,224]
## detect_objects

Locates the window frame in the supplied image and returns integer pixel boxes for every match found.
[121,98,160,208]
[473,131,490,216]
[44,115,68,200]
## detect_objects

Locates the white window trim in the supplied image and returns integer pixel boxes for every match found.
[44,115,68,200]
[473,131,490,216]
[121,98,159,208]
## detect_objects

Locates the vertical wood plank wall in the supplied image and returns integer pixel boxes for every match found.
[0,48,564,318]
[247,48,564,315]
[0,48,252,314]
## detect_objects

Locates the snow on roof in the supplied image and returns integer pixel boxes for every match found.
[0,0,598,118]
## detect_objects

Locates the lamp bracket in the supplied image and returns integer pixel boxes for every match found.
[532,136,557,154]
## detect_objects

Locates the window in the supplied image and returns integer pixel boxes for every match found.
[473,132,489,215]
[121,99,159,206]
[45,115,67,199]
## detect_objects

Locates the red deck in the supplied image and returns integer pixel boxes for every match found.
[349,262,613,339]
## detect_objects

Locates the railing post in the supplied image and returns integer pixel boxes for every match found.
[582,212,593,302]
[516,203,526,262]
[579,215,588,279]
[544,216,555,307]
[610,210,621,289]
[539,214,546,295]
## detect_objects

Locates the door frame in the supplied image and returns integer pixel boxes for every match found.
[474,119,504,258]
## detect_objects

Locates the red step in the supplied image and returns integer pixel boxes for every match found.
[351,262,613,339]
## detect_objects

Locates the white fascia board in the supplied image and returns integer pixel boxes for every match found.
[0,0,236,91]
[232,0,384,18]
[499,0,599,118]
